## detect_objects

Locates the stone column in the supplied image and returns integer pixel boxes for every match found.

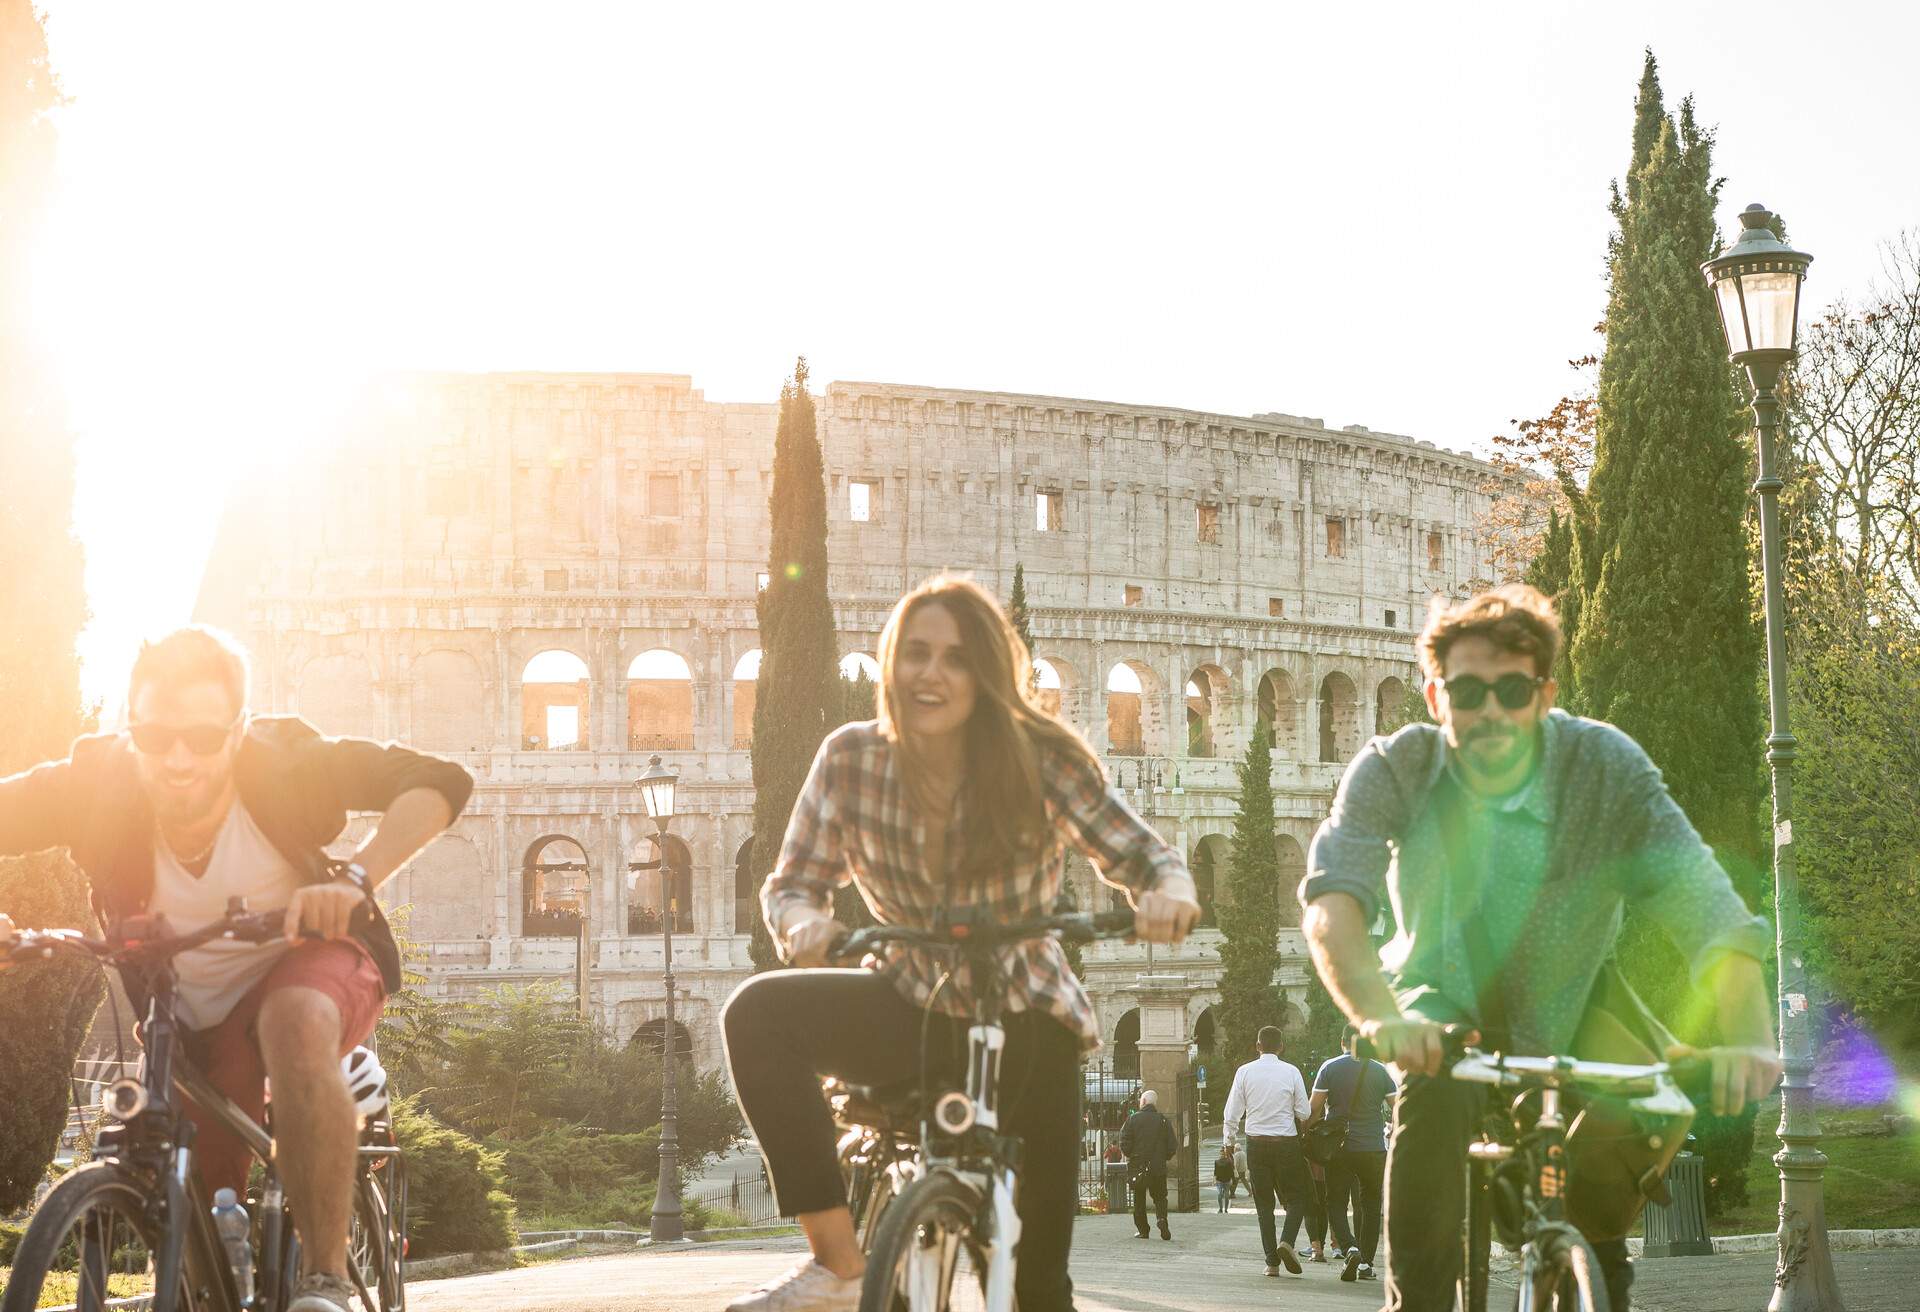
[1133,974,1199,1211]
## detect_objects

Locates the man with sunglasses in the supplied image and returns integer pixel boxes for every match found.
[1298,585,1779,1311]
[0,626,472,1312]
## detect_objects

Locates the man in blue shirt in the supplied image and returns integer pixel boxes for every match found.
[1307,1025,1397,1282]
[1299,585,1781,1311]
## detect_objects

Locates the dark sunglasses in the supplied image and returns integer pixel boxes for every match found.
[130,717,240,757]
[1440,673,1545,711]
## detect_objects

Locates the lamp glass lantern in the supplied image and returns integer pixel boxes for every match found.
[638,754,678,825]
[1701,204,1812,363]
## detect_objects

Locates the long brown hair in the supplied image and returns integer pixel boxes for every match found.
[875,574,1102,878]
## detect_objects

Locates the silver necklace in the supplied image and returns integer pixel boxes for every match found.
[163,825,220,869]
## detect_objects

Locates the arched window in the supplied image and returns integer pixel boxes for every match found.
[1376,676,1413,734]
[628,832,693,934]
[839,652,882,682]
[1191,835,1217,928]
[1194,1007,1217,1063]
[734,837,757,935]
[522,650,590,750]
[523,835,590,936]
[731,650,762,749]
[1106,663,1147,756]
[1258,669,1298,758]
[1113,1009,1142,1079]
[1318,671,1359,763]
[629,1018,694,1060]
[1033,657,1063,717]
[627,649,694,751]
[1185,665,1228,758]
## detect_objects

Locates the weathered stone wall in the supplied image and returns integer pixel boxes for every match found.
[197,371,1502,1071]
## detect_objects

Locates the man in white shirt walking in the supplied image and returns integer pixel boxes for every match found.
[1222,1025,1313,1276]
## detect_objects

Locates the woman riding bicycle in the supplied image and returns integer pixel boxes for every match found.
[722,575,1201,1312]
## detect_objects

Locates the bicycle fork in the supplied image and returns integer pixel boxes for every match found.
[966,1023,1022,1312]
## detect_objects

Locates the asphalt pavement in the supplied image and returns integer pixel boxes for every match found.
[407,1209,1920,1311]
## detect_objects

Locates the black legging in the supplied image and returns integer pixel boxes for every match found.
[722,968,1084,1312]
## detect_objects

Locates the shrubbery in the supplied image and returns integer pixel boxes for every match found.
[391,1096,517,1258]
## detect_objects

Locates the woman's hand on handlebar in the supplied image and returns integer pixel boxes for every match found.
[1134,878,1202,945]
[783,912,849,968]
[1665,1043,1782,1117]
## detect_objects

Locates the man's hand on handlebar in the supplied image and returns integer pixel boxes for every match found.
[1665,1043,1781,1117]
[1358,1016,1477,1078]
[284,883,368,943]
[1134,878,1202,945]
[782,911,849,968]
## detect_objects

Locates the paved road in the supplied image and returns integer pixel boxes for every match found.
[411,1214,1919,1311]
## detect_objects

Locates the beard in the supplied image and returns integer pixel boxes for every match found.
[145,764,233,828]
[1461,722,1528,774]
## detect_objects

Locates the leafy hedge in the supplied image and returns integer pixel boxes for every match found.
[391,1096,517,1258]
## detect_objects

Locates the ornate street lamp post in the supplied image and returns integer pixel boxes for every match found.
[638,753,686,1243]
[1702,204,1840,1311]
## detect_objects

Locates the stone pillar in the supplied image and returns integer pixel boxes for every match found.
[1133,974,1199,1211]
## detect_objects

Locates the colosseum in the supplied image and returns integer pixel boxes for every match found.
[194,370,1502,1078]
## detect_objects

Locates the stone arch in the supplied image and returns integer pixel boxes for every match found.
[1190,832,1231,927]
[522,833,590,937]
[839,652,882,683]
[402,833,486,939]
[1193,1006,1218,1064]
[629,832,693,934]
[1185,663,1231,758]
[1112,1008,1141,1078]
[522,649,590,751]
[296,652,381,739]
[1318,670,1360,763]
[1105,658,1162,756]
[1256,668,1300,759]
[734,836,757,935]
[629,1017,694,1060]
[409,648,485,752]
[1032,656,1064,718]
[1274,832,1306,928]
[627,648,695,751]
[731,650,762,749]
[1375,675,1413,735]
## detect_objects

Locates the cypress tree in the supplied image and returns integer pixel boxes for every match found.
[1215,722,1284,1067]
[1007,563,1037,694]
[0,0,106,1210]
[831,672,877,931]
[747,360,841,971]
[1568,60,1766,1216]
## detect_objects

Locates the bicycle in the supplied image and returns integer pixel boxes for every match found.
[1,899,408,1312]
[1362,1025,1716,1312]
[818,905,1138,1312]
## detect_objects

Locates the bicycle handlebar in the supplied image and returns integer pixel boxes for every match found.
[1356,1023,1718,1105]
[2,905,313,969]
[829,907,1139,964]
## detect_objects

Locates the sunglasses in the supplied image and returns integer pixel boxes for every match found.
[1439,673,1545,711]
[129,717,240,757]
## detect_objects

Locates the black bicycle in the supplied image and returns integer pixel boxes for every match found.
[820,905,1138,1312]
[1,901,407,1312]
[1364,1025,1716,1312]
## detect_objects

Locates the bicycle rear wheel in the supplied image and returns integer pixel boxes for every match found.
[348,1171,405,1312]
[1,1163,226,1312]
[858,1171,990,1312]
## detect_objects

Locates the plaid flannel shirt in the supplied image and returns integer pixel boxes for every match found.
[762,721,1190,1050]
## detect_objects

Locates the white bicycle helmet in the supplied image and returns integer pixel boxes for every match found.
[341,1046,390,1122]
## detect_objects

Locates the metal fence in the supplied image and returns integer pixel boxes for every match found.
[1080,1064,1142,1209]
[686,1170,780,1227]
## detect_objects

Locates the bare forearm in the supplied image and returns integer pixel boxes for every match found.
[1302,893,1401,1027]
[1711,953,1776,1050]
[353,787,455,887]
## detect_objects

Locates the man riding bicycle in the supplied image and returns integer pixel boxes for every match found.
[0,626,472,1312]
[1299,585,1781,1311]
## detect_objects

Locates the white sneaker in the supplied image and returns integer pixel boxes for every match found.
[726,1259,862,1312]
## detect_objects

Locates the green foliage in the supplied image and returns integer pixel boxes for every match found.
[1216,722,1284,1067]
[1567,52,1769,1216]
[390,1095,517,1258]
[0,1218,22,1264]
[831,673,878,930]
[0,0,102,1216]
[1008,563,1036,694]
[750,358,841,971]
[496,1127,660,1228]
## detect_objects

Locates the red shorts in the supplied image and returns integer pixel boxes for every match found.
[179,938,386,1196]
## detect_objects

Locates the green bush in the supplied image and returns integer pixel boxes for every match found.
[392,1096,517,1258]
[1,1218,23,1264]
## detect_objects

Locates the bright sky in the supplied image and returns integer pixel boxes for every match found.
[28,1,1919,712]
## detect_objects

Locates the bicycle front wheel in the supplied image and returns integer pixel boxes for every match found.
[1,1162,225,1312]
[1522,1230,1611,1312]
[858,1171,990,1312]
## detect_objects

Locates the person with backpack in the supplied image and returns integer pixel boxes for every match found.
[1306,1028,1399,1281]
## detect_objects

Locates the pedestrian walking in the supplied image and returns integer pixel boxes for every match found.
[1120,1090,1179,1240]
[1221,1026,1314,1277]
[1307,1025,1398,1282]
[1213,1146,1235,1212]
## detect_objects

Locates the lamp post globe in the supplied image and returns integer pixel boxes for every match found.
[1702,205,1840,1312]
[639,753,687,1243]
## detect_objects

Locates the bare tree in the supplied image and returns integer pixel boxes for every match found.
[1787,231,1920,625]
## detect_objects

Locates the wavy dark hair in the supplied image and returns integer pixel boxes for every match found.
[875,575,1102,879]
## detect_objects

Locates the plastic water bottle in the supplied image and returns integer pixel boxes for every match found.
[211,1187,254,1303]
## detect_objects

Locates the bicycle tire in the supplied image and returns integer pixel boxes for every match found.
[1,1162,227,1312]
[858,1170,990,1312]
[349,1172,404,1312]
[1461,1158,1491,1312]
[1522,1230,1611,1312]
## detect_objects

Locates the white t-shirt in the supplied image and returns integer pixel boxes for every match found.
[148,800,302,1031]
